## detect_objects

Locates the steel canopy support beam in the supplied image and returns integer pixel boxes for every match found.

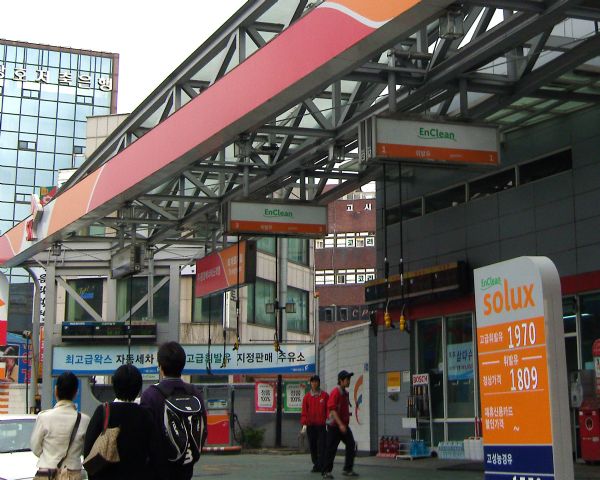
[470,31,600,119]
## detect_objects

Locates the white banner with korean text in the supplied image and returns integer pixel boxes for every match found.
[52,343,315,375]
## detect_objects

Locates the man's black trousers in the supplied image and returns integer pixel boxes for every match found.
[306,425,327,471]
[322,426,356,474]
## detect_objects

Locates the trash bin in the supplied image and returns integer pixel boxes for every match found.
[579,399,600,462]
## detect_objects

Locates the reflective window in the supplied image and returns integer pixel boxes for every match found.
[55,136,73,154]
[39,100,57,117]
[286,287,309,333]
[65,278,103,322]
[16,168,34,185]
[446,314,474,418]
[417,318,444,418]
[17,151,35,169]
[248,278,276,328]
[35,170,54,187]
[57,119,74,137]
[580,293,600,369]
[2,96,20,114]
[117,276,170,323]
[38,118,56,136]
[288,238,309,265]
[0,132,17,149]
[1,114,20,132]
[257,237,276,255]
[192,292,224,324]
[0,168,16,185]
[0,148,17,166]
[21,99,39,116]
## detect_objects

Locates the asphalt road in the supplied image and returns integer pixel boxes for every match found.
[193,452,600,479]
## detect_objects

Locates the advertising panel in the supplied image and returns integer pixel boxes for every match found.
[367,118,499,166]
[255,382,276,413]
[386,372,401,393]
[283,380,308,413]
[474,257,573,480]
[195,240,256,298]
[0,272,8,345]
[227,202,327,237]
[447,342,474,381]
[53,343,315,375]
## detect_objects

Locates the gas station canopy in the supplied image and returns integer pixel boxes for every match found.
[2,0,600,268]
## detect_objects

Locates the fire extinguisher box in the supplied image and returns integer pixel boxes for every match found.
[579,399,600,462]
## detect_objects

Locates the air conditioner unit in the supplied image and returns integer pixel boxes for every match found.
[111,245,142,279]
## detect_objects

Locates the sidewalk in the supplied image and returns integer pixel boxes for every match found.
[195,452,600,479]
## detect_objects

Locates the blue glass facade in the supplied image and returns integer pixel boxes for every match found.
[0,40,118,282]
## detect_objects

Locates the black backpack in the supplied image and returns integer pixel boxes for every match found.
[153,383,204,466]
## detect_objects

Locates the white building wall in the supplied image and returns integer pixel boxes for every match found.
[319,323,377,453]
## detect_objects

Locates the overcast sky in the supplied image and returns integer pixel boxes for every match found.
[2,0,246,113]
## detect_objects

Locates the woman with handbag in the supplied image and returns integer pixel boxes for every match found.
[83,364,156,480]
[31,372,90,480]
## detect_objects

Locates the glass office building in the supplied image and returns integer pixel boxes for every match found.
[0,39,118,329]
[0,39,118,276]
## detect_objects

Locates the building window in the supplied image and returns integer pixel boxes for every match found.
[339,308,348,322]
[286,286,309,333]
[247,278,276,328]
[288,238,308,265]
[73,145,84,155]
[324,308,334,322]
[519,149,572,185]
[324,235,335,248]
[315,239,324,249]
[336,274,346,285]
[117,276,169,322]
[22,89,40,99]
[425,185,466,214]
[65,278,103,322]
[346,204,353,211]
[256,237,276,254]
[192,291,224,324]
[469,169,515,200]
[18,140,36,151]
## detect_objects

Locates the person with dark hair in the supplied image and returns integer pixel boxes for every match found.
[1,345,19,382]
[84,364,156,480]
[140,341,208,480]
[301,375,329,473]
[322,370,358,478]
[31,372,90,480]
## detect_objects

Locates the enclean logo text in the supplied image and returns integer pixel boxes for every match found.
[264,208,293,218]
[418,127,456,142]
[480,276,501,291]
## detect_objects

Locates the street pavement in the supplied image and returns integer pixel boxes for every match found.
[193,452,600,479]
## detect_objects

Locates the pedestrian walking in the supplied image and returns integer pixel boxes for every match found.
[140,341,208,480]
[83,364,157,480]
[301,375,329,473]
[30,372,90,480]
[322,370,358,478]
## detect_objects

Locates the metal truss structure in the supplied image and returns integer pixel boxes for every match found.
[9,0,600,265]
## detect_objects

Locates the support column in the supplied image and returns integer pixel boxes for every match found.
[41,264,56,410]
[166,263,180,342]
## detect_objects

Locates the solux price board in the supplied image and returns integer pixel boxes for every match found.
[474,257,573,480]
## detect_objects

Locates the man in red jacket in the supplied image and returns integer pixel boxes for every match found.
[322,370,358,478]
[301,375,329,473]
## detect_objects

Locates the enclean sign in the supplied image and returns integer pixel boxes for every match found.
[369,118,499,166]
[474,257,573,480]
[227,201,327,237]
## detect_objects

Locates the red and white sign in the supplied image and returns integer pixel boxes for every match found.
[255,381,277,413]
[195,241,256,298]
[370,118,499,166]
[228,202,327,237]
[412,373,429,386]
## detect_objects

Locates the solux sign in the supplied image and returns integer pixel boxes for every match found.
[474,257,573,480]
[0,63,113,91]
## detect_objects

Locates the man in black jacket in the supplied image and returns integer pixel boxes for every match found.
[140,342,208,480]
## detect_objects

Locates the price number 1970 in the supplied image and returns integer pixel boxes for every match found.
[507,322,536,349]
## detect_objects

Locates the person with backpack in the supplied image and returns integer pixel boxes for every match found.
[83,364,156,480]
[140,341,208,480]
[30,372,90,480]
[322,370,359,478]
[301,375,329,473]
